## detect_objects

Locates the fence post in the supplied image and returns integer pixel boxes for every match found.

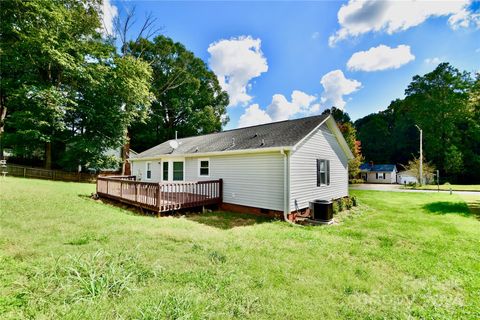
[157,183,161,212]
[120,180,123,198]
[23,167,26,177]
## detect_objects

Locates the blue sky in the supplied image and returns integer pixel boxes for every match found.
[109,1,480,129]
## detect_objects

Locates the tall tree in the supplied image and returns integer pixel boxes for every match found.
[1,0,153,170]
[128,36,229,152]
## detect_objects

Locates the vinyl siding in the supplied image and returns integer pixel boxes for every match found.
[365,171,396,184]
[289,123,349,211]
[132,152,285,211]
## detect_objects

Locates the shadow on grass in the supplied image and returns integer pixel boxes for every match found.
[186,211,275,230]
[423,201,473,217]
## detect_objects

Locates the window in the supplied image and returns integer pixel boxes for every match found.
[376,172,385,179]
[162,161,169,181]
[173,161,184,181]
[146,162,151,180]
[199,159,209,177]
[316,159,330,186]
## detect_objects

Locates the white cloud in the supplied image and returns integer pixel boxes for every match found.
[208,36,268,107]
[99,0,118,36]
[449,8,480,29]
[424,57,442,65]
[347,44,415,72]
[238,90,318,128]
[329,0,473,46]
[238,104,272,128]
[320,70,361,110]
[266,90,317,121]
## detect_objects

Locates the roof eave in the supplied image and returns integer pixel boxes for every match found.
[129,146,293,161]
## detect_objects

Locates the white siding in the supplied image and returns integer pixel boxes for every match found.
[132,152,285,211]
[289,124,349,211]
[366,171,396,184]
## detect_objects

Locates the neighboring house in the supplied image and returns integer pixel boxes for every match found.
[397,170,418,184]
[129,114,354,217]
[359,163,397,184]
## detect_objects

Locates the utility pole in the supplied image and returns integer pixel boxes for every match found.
[415,125,423,185]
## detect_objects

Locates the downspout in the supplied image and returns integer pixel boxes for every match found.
[281,148,294,224]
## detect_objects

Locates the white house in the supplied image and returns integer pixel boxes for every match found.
[359,163,397,184]
[397,170,418,184]
[129,114,353,219]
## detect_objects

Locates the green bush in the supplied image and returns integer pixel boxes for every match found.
[345,197,353,210]
[349,179,364,184]
[332,201,339,214]
[351,196,358,207]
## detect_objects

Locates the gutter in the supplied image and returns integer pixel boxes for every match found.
[130,146,293,162]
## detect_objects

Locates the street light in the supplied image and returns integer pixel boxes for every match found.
[415,125,423,185]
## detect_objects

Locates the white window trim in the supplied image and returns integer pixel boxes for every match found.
[198,158,210,178]
[160,158,185,182]
[145,161,152,180]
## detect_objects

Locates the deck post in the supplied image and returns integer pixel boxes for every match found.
[157,183,161,212]
[120,180,123,198]
[219,179,223,203]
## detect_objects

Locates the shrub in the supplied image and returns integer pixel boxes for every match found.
[338,198,345,212]
[351,196,358,207]
[345,197,353,210]
[332,201,339,214]
[349,179,364,184]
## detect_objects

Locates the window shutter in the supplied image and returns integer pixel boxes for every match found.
[327,160,330,185]
[316,159,320,187]
[376,173,378,179]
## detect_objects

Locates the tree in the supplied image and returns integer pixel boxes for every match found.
[401,156,436,184]
[355,63,479,183]
[1,0,154,170]
[323,108,364,179]
[127,36,229,152]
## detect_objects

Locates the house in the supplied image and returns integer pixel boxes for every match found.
[359,163,397,184]
[396,170,418,184]
[128,114,354,219]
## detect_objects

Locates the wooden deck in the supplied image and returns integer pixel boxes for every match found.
[96,176,223,212]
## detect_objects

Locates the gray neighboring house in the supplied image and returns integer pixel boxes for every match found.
[130,114,353,216]
[359,163,397,184]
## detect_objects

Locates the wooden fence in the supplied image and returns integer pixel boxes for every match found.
[96,176,223,213]
[5,164,97,182]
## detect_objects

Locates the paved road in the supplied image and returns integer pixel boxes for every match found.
[350,184,480,196]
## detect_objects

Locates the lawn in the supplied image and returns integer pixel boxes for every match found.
[403,184,480,192]
[1,177,479,319]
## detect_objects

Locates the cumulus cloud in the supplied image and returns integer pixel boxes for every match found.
[99,0,118,36]
[347,44,415,72]
[320,70,361,110]
[267,91,317,121]
[208,36,268,107]
[238,104,272,128]
[329,0,473,46]
[238,90,318,128]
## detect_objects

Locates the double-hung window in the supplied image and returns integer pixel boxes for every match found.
[162,161,169,181]
[173,161,184,181]
[376,172,385,179]
[146,162,152,180]
[316,159,330,186]
[199,159,209,177]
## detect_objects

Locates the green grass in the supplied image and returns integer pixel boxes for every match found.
[403,184,480,191]
[1,177,479,319]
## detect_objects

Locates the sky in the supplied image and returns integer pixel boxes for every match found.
[105,0,480,129]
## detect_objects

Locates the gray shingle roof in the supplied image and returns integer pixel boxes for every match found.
[135,114,330,158]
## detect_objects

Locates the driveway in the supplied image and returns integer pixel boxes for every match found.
[350,183,480,196]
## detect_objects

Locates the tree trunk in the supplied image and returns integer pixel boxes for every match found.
[45,142,52,169]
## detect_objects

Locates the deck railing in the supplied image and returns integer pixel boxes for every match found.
[96,176,223,212]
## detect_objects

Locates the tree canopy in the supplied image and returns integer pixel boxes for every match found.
[127,36,229,152]
[355,63,479,183]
